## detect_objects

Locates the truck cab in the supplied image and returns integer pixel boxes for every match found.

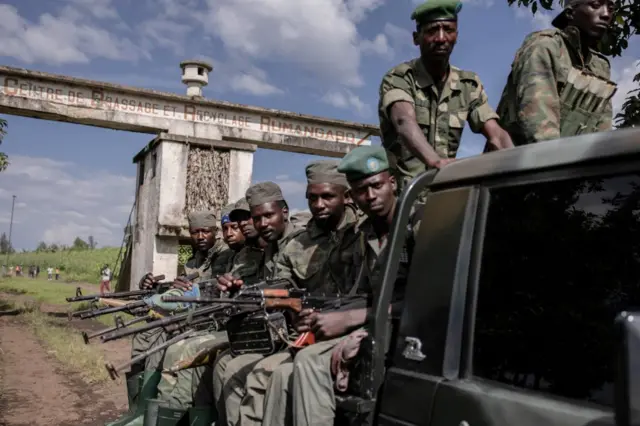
[341,127,640,426]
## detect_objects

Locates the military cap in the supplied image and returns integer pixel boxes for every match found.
[229,198,250,220]
[305,160,349,187]
[551,0,588,29]
[220,202,236,225]
[338,146,390,182]
[411,0,462,23]
[187,210,217,229]
[245,182,285,208]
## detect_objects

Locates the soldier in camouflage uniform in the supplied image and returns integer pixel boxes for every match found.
[289,146,422,426]
[379,0,512,190]
[108,211,223,426]
[149,203,248,425]
[226,160,363,426]
[497,0,617,145]
[212,182,305,426]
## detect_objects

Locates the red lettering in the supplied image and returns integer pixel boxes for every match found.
[346,133,355,142]
[325,130,333,140]
[184,105,196,120]
[55,89,63,101]
[260,116,270,130]
[335,131,345,141]
[3,78,18,95]
[91,90,103,107]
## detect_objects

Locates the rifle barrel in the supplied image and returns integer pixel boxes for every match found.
[79,300,147,319]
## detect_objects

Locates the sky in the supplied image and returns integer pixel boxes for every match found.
[0,0,638,250]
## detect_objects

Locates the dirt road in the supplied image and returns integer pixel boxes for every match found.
[0,291,132,426]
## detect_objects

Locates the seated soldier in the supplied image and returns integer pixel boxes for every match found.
[147,202,247,425]
[284,146,420,426]
[211,182,306,426]
[222,160,363,426]
[107,210,225,426]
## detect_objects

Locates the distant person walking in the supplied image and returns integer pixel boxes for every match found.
[55,267,60,280]
[47,267,53,281]
[99,264,112,295]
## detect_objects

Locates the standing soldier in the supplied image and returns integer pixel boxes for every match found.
[379,0,512,191]
[497,0,617,145]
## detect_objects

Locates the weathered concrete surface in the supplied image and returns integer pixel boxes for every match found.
[0,66,379,156]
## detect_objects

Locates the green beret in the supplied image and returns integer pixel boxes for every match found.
[411,0,462,23]
[187,210,217,229]
[338,146,390,182]
[305,160,349,187]
[245,182,285,208]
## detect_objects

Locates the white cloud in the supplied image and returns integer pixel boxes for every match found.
[321,90,371,117]
[62,0,120,20]
[230,67,284,97]
[0,155,134,249]
[612,59,640,117]
[263,174,308,201]
[201,0,385,88]
[361,33,394,60]
[411,0,494,7]
[514,6,554,30]
[0,4,150,65]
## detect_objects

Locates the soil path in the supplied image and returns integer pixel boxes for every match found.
[0,316,128,426]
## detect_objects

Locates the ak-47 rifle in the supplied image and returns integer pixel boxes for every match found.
[98,278,294,343]
[81,314,149,344]
[65,274,167,302]
[162,288,366,356]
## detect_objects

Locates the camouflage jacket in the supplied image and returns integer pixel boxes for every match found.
[183,238,228,283]
[378,58,498,181]
[275,206,361,294]
[496,27,616,145]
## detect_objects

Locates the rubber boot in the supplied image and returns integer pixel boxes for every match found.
[126,371,144,412]
[188,406,215,426]
[155,405,188,426]
[105,371,162,426]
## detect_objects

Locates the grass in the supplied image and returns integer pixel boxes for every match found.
[0,276,135,327]
[3,247,121,283]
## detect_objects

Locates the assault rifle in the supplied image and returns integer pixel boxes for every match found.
[98,278,294,343]
[163,288,367,349]
[66,274,167,302]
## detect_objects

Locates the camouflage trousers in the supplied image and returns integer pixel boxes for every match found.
[130,328,169,372]
[156,329,228,409]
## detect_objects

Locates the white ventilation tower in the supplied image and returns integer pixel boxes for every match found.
[180,60,213,98]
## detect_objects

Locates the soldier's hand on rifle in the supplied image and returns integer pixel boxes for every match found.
[171,276,193,291]
[216,273,243,293]
[295,309,318,333]
[138,272,156,290]
[428,158,455,169]
[311,311,352,340]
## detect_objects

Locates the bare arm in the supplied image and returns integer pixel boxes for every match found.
[482,119,514,152]
[389,101,454,168]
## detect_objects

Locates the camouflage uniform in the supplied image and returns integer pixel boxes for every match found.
[496,27,617,145]
[290,211,313,228]
[379,58,498,187]
[290,147,421,426]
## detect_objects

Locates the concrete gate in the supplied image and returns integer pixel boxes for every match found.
[0,60,380,289]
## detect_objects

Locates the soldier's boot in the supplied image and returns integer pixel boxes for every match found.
[106,371,162,426]
[188,406,215,426]
[142,399,188,426]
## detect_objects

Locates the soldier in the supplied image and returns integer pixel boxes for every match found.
[496,0,617,144]
[379,0,512,190]
[107,210,222,426]
[212,182,304,425]
[228,160,363,426]
[149,202,248,426]
[290,210,313,228]
[288,146,421,426]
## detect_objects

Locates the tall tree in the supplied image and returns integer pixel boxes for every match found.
[0,118,7,172]
[508,0,639,128]
[0,232,13,254]
[72,237,89,250]
[36,241,48,252]
[88,235,97,249]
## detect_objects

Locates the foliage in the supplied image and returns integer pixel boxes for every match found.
[73,237,89,250]
[179,245,193,266]
[508,0,640,128]
[3,247,120,282]
[0,117,7,172]
[0,232,14,254]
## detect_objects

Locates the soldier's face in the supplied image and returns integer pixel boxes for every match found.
[222,222,245,249]
[414,20,458,61]
[251,202,288,242]
[189,227,215,251]
[306,183,348,229]
[569,0,614,39]
[230,211,259,239]
[350,172,397,219]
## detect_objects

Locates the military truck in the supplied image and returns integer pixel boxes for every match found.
[338,127,640,426]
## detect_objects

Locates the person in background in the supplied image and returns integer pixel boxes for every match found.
[100,264,112,294]
[47,266,53,281]
[55,267,60,280]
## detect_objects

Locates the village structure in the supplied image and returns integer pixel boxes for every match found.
[0,60,380,290]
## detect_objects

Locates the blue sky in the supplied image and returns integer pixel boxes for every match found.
[0,0,638,250]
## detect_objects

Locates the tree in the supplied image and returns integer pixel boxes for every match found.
[36,241,48,252]
[88,235,97,249]
[0,118,7,172]
[72,237,89,250]
[0,232,13,254]
[509,0,639,128]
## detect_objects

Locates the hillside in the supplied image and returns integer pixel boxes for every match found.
[4,247,121,283]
